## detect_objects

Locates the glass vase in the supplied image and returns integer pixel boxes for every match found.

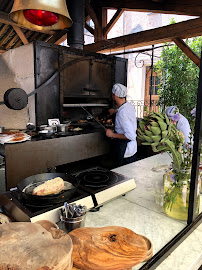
[163,168,200,221]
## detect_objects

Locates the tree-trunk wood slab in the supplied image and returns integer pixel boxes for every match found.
[69,226,150,270]
[0,221,73,270]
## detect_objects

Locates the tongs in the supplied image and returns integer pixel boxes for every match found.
[80,105,106,130]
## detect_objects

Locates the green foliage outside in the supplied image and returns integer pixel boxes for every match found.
[155,32,202,122]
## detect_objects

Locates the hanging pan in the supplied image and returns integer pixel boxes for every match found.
[17,173,80,206]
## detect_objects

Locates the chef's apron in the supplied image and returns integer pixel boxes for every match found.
[113,139,128,167]
[113,139,137,167]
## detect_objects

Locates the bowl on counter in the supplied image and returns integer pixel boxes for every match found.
[38,125,57,132]
[56,123,71,133]
[38,129,55,138]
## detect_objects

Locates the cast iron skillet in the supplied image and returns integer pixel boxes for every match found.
[17,173,80,206]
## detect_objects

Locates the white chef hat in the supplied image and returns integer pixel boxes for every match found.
[165,106,179,119]
[112,83,127,98]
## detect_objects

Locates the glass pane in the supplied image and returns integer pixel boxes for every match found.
[155,86,158,95]
[155,76,160,85]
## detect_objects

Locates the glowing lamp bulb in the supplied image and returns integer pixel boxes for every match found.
[23,9,59,26]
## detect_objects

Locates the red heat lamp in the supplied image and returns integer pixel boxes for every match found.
[23,9,59,26]
[10,0,72,30]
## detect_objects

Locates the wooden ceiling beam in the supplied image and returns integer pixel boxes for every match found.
[13,26,29,45]
[84,18,202,53]
[0,49,6,54]
[54,33,67,45]
[0,27,14,46]
[47,29,68,44]
[85,22,94,35]
[12,30,30,49]
[98,0,202,16]
[0,11,55,35]
[28,32,41,43]
[0,25,8,36]
[173,37,200,67]
[103,8,124,36]
[85,0,101,28]
[85,15,91,23]
[5,31,19,50]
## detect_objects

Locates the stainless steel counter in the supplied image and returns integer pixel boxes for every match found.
[4,131,110,189]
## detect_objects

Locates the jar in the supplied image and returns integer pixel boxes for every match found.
[163,167,200,221]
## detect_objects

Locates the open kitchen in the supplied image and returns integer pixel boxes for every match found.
[0,1,202,270]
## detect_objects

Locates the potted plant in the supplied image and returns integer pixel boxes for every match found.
[137,112,200,220]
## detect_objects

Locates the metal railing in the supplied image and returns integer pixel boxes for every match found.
[128,100,160,118]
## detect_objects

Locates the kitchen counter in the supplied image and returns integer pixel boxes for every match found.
[85,153,202,270]
[1,131,110,190]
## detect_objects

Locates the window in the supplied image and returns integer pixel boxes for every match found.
[149,75,160,95]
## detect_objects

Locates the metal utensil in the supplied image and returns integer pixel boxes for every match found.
[80,105,106,130]
[64,202,69,218]
[0,126,5,133]
[69,203,77,217]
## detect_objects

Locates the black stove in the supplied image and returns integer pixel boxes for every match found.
[74,167,119,188]
[0,167,136,223]
[72,167,136,207]
[0,188,94,223]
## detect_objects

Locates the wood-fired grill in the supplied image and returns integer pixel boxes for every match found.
[0,40,127,190]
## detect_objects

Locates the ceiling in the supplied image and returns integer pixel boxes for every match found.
[0,0,202,57]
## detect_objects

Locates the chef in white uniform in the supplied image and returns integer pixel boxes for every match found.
[165,106,192,144]
[106,83,137,166]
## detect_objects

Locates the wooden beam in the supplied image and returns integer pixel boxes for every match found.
[13,26,29,45]
[5,32,19,50]
[47,29,68,44]
[85,15,91,23]
[85,22,94,35]
[103,8,124,36]
[98,0,202,16]
[0,27,14,46]
[0,49,6,54]
[173,37,200,67]
[84,18,202,53]
[12,30,31,49]
[0,25,8,37]
[54,34,67,45]
[85,0,100,28]
[0,11,55,35]
[28,32,42,43]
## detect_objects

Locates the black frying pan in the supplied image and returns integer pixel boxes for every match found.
[17,173,80,206]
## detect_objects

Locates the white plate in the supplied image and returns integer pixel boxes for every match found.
[5,136,31,144]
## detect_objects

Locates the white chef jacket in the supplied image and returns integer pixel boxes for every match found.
[115,102,137,158]
[177,114,192,144]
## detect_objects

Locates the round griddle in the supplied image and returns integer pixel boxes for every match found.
[17,173,80,206]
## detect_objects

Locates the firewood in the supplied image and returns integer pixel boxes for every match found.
[69,226,149,270]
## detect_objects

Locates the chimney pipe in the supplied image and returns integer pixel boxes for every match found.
[67,0,85,49]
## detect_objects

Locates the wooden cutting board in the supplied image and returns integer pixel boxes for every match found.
[0,221,73,270]
[69,226,151,270]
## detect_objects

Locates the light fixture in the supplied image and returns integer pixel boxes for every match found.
[10,0,72,31]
